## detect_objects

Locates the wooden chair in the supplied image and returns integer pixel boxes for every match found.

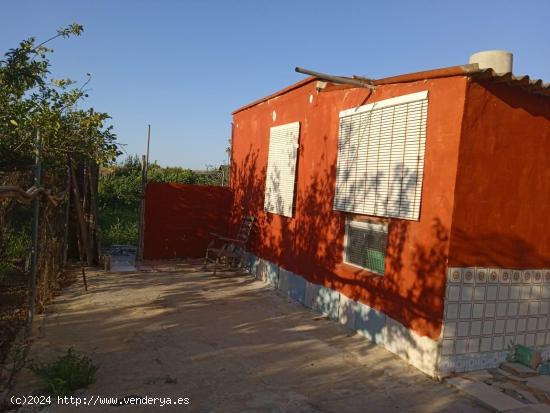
[203,216,255,274]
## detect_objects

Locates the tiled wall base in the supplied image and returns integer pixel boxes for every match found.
[441,267,550,375]
[242,253,440,377]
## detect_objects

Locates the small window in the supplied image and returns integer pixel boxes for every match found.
[344,220,388,275]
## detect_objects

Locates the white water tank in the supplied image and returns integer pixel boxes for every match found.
[469,50,513,74]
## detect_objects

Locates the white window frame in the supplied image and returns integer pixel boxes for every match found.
[334,91,428,221]
[264,121,300,217]
[343,219,388,275]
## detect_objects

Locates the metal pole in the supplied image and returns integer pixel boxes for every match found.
[295,67,376,89]
[145,124,151,178]
[136,125,151,262]
[26,130,42,335]
[62,178,70,266]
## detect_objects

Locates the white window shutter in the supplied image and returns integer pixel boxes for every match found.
[334,91,428,221]
[264,122,300,217]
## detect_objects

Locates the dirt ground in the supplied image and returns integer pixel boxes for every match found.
[10,263,489,412]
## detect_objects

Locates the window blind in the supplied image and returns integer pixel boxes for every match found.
[264,121,300,217]
[334,91,428,220]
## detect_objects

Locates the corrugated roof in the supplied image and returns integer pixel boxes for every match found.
[472,68,550,97]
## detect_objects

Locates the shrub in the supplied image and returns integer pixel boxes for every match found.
[28,348,98,396]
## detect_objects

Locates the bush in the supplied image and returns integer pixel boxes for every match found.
[28,348,98,396]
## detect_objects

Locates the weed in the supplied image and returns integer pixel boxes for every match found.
[28,348,98,396]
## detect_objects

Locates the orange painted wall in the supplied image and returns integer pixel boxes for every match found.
[231,77,469,339]
[449,80,550,268]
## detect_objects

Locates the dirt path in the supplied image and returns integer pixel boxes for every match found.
[13,264,488,412]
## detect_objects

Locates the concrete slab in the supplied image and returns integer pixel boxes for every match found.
[278,267,290,295]
[338,294,358,330]
[287,272,306,305]
[12,264,490,412]
[447,377,526,412]
[313,286,340,320]
[304,281,319,309]
[355,301,386,344]
[501,362,539,378]
[526,376,550,393]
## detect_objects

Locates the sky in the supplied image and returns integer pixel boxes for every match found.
[1,0,549,169]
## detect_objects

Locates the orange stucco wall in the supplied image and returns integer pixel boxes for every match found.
[449,80,550,268]
[231,77,468,339]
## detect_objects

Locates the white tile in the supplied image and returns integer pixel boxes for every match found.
[536,332,546,346]
[497,303,507,317]
[474,286,486,301]
[505,319,516,334]
[521,286,531,300]
[507,302,519,317]
[463,268,475,283]
[533,271,543,284]
[500,269,511,283]
[470,320,482,336]
[483,320,494,335]
[449,268,462,283]
[529,301,540,316]
[511,270,522,284]
[543,286,550,299]
[461,286,474,301]
[540,301,549,315]
[447,285,460,301]
[546,332,550,345]
[494,319,505,334]
[480,336,492,352]
[492,336,504,351]
[442,339,455,356]
[516,334,525,345]
[472,303,484,319]
[498,286,509,301]
[468,337,480,353]
[485,303,496,318]
[526,333,535,346]
[460,303,472,319]
[528,317,538,332]
[519,302,529,316]
[545,271,550,284]
[486,286,498,300]
[523,270,534,283]
[443,322,457,338]
[476,268,488,283]
[538,317,548,331]
[510,285,521,300]
[532,286,542,300]
[457,321,470,337]
[455,339,468,354]
[517,318,527,332]
[446,303,458,320]
[488,269,499,283]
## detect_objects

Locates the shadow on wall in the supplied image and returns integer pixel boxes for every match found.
[230,138,449,339]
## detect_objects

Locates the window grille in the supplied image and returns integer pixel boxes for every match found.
[334,91,428,221]
[264,122,300,217]
[344,220,388,275]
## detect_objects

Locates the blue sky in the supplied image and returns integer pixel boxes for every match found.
[1,0,549,168]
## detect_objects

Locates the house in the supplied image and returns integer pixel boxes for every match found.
[228,51,550,377]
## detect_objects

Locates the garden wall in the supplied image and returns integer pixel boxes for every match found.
[143,183,233,259]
